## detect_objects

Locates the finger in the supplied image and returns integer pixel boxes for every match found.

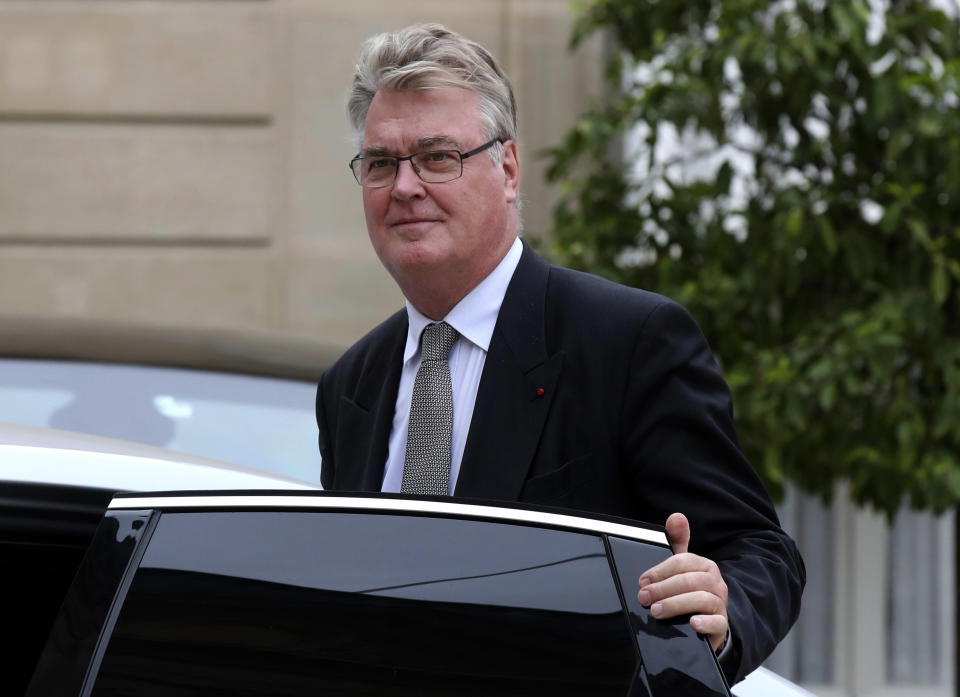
[690,614,729,651]
[640,551,716,586]
[647,590,727,621]
[637,569,727,606]
[639,514,691,587]
[666,512,690,555]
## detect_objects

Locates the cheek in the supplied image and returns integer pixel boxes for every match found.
[467,184,504,228]
[362,191,387,231]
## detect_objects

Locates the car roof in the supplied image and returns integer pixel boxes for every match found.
[0,315,343,381]
[108,491,671,546]
[0,422,319,492]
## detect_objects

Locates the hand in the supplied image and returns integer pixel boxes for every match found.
[637,512,729,652]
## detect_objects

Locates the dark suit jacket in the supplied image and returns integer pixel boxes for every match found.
[316,243,805,685]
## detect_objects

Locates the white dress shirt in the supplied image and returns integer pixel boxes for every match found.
[381,237,523,494]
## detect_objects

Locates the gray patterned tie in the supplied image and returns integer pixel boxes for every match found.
[401,321,459,495]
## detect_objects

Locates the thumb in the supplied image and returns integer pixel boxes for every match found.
[666,512,690,554]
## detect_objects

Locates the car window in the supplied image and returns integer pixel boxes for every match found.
[89,511,637,696]
[0,359,322,484]
[3,482,118,697]
[608,536,729,697]
[23,508,155,697]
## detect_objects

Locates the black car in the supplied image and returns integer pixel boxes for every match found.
[23,490,733,697]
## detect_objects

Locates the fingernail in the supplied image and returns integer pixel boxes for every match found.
[638,589,651,605]
[651,602,663,618]
[639,577,651,588]
[692,617,703,631]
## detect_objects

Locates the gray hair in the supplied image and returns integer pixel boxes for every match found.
[347,23,518,158]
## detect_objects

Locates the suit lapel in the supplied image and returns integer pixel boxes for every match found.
[336,311,407,492]
[456,245,563,501]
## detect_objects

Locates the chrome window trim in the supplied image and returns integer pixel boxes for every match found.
[108,495,669,545]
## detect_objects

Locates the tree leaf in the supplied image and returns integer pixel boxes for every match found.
[549,0,960,516]
[932,258,950,306]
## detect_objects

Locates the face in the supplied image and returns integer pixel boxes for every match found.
[359,87,520,311]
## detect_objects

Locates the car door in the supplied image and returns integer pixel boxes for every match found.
[26,493,731,697]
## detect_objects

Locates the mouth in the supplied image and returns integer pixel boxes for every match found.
[389,217,439,226]
[388,218,441,234]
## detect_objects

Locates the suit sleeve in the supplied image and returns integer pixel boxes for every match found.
[623,299,805,685]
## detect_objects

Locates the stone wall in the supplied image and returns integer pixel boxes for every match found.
[0,0,604,349]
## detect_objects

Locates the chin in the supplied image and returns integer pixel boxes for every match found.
[381,240,453,275]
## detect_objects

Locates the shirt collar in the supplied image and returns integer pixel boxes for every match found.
[403,236,523,363]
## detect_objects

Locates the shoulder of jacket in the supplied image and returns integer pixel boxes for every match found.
[546,263,677,316]
[322,309,406,380]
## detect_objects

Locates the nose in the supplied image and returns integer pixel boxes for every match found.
[391,158,426,200]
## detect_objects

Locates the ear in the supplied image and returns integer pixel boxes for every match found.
[501,139,520,204]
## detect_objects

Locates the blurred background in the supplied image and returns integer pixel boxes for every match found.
[1,1,957,696]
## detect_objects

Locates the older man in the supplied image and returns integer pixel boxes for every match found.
[316,23,804,685]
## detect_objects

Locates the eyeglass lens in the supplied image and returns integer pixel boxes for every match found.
[355,150,462,187]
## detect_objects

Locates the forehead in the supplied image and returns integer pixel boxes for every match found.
[362,87,482,152]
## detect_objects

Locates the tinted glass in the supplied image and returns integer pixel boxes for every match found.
[0,359,321,483]
[26,510,154,697]
[90,511,636,696]
[3,482,115,697]
[608,536,730,697]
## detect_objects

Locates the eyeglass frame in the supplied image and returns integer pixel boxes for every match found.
[348,138,504,188]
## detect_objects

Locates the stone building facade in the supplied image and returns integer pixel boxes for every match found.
[0,0,603,347]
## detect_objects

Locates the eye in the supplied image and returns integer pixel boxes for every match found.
[367,158,394,171]
[424,151,455,163]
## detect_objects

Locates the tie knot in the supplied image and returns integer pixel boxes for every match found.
[421,321,459,362]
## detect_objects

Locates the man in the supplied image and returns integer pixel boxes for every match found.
[316,23,804,686]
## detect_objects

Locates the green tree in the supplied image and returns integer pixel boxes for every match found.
[545,0,960,517]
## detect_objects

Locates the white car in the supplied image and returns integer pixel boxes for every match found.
[0,317,335,484]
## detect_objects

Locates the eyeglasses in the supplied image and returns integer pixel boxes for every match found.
[349,138,503,188]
